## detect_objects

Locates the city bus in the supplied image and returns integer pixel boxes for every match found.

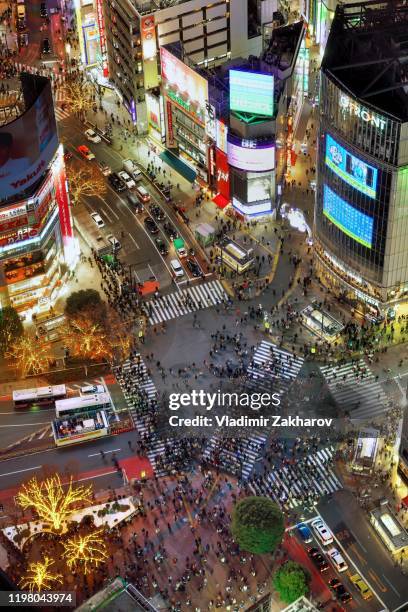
[13,385,67,409]
[55,393,111,418]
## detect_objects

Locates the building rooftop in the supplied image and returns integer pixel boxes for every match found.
[322,0,408,122]
[76,578,164,611]
[370,504,408,551]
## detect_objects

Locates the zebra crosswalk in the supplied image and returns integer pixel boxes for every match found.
[54,105,71,122]
[249,446,341,510]
[246,341,304,395]
[144,280,228,325]
[203,434,266,480]
[320,360,392,422]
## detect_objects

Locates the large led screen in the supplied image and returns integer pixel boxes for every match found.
[160,47,208,125]
[325,134,378,199]
[0,78,58,201]
[227,139,275,172]
[323,185,373,248]
[229,70,274,117]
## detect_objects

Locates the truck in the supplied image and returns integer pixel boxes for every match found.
[123,159,142,181]
[173,237,187,258]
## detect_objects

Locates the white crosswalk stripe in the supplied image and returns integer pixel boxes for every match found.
[54,106,71,122]
[249,446,341,509]
[246,340,304,395]
[144,280,228,325]
[203,434,267,480]
[320,360,392,421]
[115,357,193,477]
[53,88,66,103]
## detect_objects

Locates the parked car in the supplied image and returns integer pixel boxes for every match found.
[84,128,101,144]
[90,212,104,228]
[118,170,136,189]
[307,548,329,572]
[40,2,48,17]
[97,161,111,176]
[163,223,179,240]
[350,574,372,600]
[77,145,95,161]
[108,172,126,192]
[41,38,51,54]
[150,204,165,222]
[328,580,352,603]
[127,192,143,212]
[107,235,121,250]
[144,217,159,235]
[186,256,201,277]
[297,523,313,544]
[170,259,184,278]
[155,238,168,256]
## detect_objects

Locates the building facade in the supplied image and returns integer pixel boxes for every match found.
[0,75,76,315]
[313,2,408,316]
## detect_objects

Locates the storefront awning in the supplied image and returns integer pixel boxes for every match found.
[213,193,230,208]
[160,150,197,183]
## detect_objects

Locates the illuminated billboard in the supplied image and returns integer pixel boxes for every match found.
[323,185,373,248]
[227,137,275,172]
[160,47,208,125]
[229,70,274,117]
[216,148,230,201]
[325,134,378,199]
[0,78,58,201]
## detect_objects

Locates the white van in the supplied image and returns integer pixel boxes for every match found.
[311,518,334,546]
[170,259,184,278]
[123,159,142,181]
[327,547,348,572]
[80,384,105,395]
[136,185,151,203]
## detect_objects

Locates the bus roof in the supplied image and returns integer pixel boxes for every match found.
[55,392,111,413]
[13,384,66,401]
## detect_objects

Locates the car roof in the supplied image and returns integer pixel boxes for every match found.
[171,259,181,266]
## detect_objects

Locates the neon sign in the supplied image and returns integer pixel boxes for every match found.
[339,95,386,130]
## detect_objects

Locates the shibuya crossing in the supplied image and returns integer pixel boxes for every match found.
[0,0,407,611]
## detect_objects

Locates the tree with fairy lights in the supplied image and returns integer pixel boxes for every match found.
[16,474,92,532]
[66,161,107,206]
[63,315,113,362]
[63,529,108,574]
[19,557,63,592]
[63,81,94,120]
[7,334,52,377]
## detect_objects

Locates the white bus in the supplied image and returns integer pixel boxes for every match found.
[52,410,110,447]
[13,385,66,409]
[55,393,111,418]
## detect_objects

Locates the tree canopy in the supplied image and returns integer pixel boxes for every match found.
[0,307,23,356]
[231,496,284,554]
[64,289,105,321]
[273,561,310,604]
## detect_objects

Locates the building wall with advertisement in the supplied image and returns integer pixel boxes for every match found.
[0,77,77,314]
[314,70,407,307]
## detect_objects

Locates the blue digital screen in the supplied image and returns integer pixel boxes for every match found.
[323,185,374,248]
[325,134,378,199]
[229,70,274,117]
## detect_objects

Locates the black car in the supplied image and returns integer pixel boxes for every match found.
[155,238,168,256]
[40,2,48,17]
[42,38,51,54]
[333,585,352,603]
[307,548,328,572]
[163,223,179,240]
[150,204,165,222]
[17,18,26,31]
[108,172,126,192]
[144,217,159,235]
[186,256,201,277]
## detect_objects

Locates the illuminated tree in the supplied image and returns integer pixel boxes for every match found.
[66,162,106,206]
[63,529,108,574]
[7,335,52,377]
[0,306,23,356]
[64,316,113,362]
[16,474,92,532]
[105,307,133,363]
[64,81,94,118]
[19,557,63,592]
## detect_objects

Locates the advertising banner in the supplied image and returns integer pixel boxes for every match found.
[227,137,275,172]
[0,79,58,201]
[323,184,373,248]
[216,148,230,200]
[141,15,156,60]
[161,47,208,125]
[325,133,378,199]
[216,120,228,154]
[54,157,73,247]
[96,0,108,77]
[229,70,274,117]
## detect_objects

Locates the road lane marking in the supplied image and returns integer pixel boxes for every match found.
[128,233,140,249]
[0,466,41,477]
[382,574,400,597]
[101,207,112,223]
[349,543,367,566]
[75,470,117,482]
[0,422,51,427]
[88,448,121,457]
[133,215,176,286]
[349,528,368,552]
[96,195,119,220]
[368,570,387,593]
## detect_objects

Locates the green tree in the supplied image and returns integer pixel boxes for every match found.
[65,289,105,322]
[273,561,310,604]
[0,307,23,356]
[231,496,284,554]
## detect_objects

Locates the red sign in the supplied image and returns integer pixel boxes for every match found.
[0,226,38,247]
[167,100,174,147]
[0,215,29,234]
[96,0,108,77]
[54,164,73,245]
[216,148,230,201]
[141,15,156,60]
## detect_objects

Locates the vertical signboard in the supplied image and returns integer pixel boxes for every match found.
[216,148,230,201]
[96,0,108,77]
[53,148,73,248]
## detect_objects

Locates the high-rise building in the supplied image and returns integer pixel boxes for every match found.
[313,1,408,317]
[0,74,77,315]
[101,0,278,124]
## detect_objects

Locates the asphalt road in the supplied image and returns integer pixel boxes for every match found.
[319,490,408,611]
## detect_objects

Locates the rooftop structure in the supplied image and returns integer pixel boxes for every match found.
[76,577,164,611]
[370,503,408,554]
[322,0,408,121]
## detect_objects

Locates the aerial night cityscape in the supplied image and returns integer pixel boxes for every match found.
[0,0,407,610]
